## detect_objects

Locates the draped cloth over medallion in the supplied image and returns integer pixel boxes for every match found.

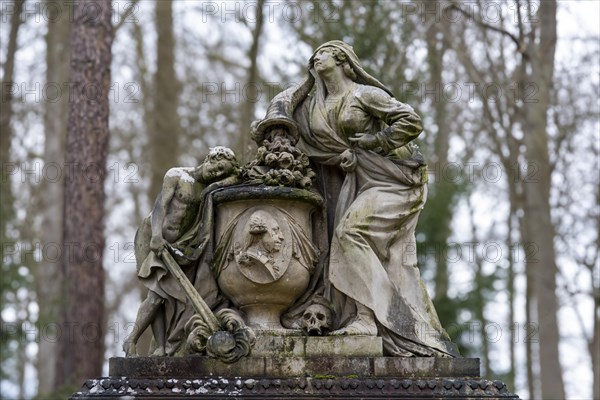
[269,41,458,357]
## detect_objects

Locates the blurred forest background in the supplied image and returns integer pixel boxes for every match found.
[0,0,598,399]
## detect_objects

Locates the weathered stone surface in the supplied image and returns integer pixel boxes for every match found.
[373,357,480,378]
[250,335,383,357]
[214,198,318,331]
[109,356,266,378]
[250,335,305,357]
[305,335,382,357]
[264,356,373,378]
[109,356,479,379]
[212,185,324,208]
[73,357,519,398]
[72,376,518,399]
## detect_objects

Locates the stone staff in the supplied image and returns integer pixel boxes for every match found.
[160,246,221,333]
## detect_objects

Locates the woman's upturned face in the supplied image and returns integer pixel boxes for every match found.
[313,47,337,73]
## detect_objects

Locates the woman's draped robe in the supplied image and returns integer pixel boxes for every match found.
[291,80,459,357]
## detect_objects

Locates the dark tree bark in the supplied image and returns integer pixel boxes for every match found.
[55,0,113,390]
[149,0,180,199]
[37,1,71,395]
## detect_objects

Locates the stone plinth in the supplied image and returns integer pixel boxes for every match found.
[251,335,383,357]
[72,356,519,398]
[108,355,479,379]
[73,376,517,399]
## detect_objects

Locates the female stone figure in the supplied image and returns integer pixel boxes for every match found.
[256,41,458,357]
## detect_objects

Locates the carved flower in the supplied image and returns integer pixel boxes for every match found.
[265,153,278,166]
[278,152,294,169]
[299,153,310,167]
[256,146,267,160]
[278,169,295,186]
[299,177,312,189]
[293,170,303,181]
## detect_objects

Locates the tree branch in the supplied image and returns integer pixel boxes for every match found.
[115,0,140,33]
[446,3,526,56]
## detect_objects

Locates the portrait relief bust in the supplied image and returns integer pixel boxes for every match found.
[236,210,286,282]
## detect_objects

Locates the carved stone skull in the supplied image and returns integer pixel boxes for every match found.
[302,304,332,336]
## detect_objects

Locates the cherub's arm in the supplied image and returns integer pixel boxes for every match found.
[204,174,240,192]
[200,175,239,200]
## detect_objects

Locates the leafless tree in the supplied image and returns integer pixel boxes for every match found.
[54,0,113,390]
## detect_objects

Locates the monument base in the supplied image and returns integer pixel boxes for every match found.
[71,355,518,398]
[250,334,384,357]
[72,334,517,398]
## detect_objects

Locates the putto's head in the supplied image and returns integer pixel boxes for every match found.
[208,146,236,160]
[198,146,239,183]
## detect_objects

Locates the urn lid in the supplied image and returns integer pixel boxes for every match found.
[252,97,300,143]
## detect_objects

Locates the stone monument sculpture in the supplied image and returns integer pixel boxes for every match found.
[73,40,518,399]
[122,146,243,358]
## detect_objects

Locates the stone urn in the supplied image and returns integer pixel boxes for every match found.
[212,186,322,332]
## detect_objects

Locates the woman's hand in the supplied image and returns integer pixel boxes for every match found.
[340,149,357,172]
[349,133,380,150]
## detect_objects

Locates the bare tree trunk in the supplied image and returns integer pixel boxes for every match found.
[131,19,154,356]
[520,2,564,398]
[0,0,23,132]
[37,1,71,395]
[16,303,29,399]
[0,4,25,386]
[15,299,34,398]
[467,195,491,377]
[593,273,599,400]
[237,0,265,162]
[524,264,537,398]
[0,0,24,238]
[423,9,452,309]
[54,0,113,391]
[593,180,600,400]
[149,0,180,199]
[16,340,26,399]
[440,1,565,394]
[506,197,517,392]
[140,0,182,354]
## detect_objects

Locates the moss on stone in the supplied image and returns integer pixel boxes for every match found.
[314,374,337,379]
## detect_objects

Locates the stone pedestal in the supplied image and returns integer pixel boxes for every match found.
[71,337,518,399]
[250,335,384,357]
